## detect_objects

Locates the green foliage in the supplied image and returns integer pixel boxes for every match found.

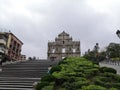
[94,73,120,89]
[36,82,49,90]
[50,65,62,74]
[42,85,54,90]
[106,43,120,58]
[99,67,117,74]
[37,57,120,90]
[41,74,55,82]
[58,88,66,90]
[98,51,106,61]
[81,85,107,90]
[83,51,96,61]
[109,88,118,90]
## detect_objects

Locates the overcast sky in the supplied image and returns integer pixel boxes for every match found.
[0,0,120,59]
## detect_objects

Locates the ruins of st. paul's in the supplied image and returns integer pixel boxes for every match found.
[47,31,81,60]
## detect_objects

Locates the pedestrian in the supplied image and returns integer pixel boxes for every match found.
[47,65,52,74]
[0,60,2,72]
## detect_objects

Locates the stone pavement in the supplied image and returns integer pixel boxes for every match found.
[0,60,58,90]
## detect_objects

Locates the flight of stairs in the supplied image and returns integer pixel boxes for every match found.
[0,60,58,90]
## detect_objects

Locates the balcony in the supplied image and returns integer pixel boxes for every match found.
[0,48,5,53]
[0,39,6,45]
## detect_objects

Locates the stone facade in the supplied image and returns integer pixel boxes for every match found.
[47,31,80,60]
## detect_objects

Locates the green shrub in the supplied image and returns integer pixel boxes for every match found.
[50,65,62,74]
[112,83,120,89]
[59,88,66,90]
[99,67,117,74]
[81,85,107,90]
[101,72,116,78]
[74,80,89,88]
[36,82,49,90]
[94,76,106,86]
[109,88,118,90]
[92,61,99,65]
[36,57,120,90]
[41,74,55,82]
[58,60,67,65]
[42,85,54,90]
[55,78,66,85]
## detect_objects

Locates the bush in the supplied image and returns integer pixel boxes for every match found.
[99,67,117,74]
[94,76,106,86]
[62,82,77,90]
[112,83,120,89]
[36,57,120,90]
[41,74,55,82]
[55,78,66,86]
[42,85,54,90]
[92,61,99,65]
[36,82,49,90]
[81,85,107,90]
[109,88,118,90]
[50,65,62,74]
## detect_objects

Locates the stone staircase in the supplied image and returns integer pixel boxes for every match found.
[0,60,58,90]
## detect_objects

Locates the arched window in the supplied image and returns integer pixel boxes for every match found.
[63,41,64,44]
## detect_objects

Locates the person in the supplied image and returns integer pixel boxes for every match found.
[0,58,2,72]
[47,65,52,74]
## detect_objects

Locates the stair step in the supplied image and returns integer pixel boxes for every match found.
[0,60,58,90]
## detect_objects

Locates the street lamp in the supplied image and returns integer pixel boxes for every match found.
[116,30,120,39]
[116,30,120,63]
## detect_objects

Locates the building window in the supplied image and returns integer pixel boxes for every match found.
[56,48,58,51]
[73,48,76,53]
[62,57,65,59]
[52,49,55,53]
[77,48,79,51]
[62,48,65,53]
[69,48,72,51]
[63,41,64,44]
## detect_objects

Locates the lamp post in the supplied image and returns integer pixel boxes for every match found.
[116,30,120,64]
[94,43,100,62]
[116,30,120,39]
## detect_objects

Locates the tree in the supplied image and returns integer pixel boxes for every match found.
[116,30,120,39]
[106,43,120,59]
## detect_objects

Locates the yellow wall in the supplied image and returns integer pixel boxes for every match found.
[6,34,12,54]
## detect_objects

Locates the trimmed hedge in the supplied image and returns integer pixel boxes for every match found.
[36,82,49,90]
[81,85,107,90]
[36,57,120,90]
[50,65,62,74]
[41,74,55,82]
[99,67,117,74]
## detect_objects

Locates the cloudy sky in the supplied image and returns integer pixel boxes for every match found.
[0,0,120,59]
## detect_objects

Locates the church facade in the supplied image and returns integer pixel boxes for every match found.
[47,31,81,60]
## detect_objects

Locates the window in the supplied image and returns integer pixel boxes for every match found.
[73,48,76,53]
[63,41,64,44]
[56,48,58,51]
[77,48,79,51]
[62,57,65,59]
[62,48,65,53]
[52,49,55,53]
[69,48,72,51]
